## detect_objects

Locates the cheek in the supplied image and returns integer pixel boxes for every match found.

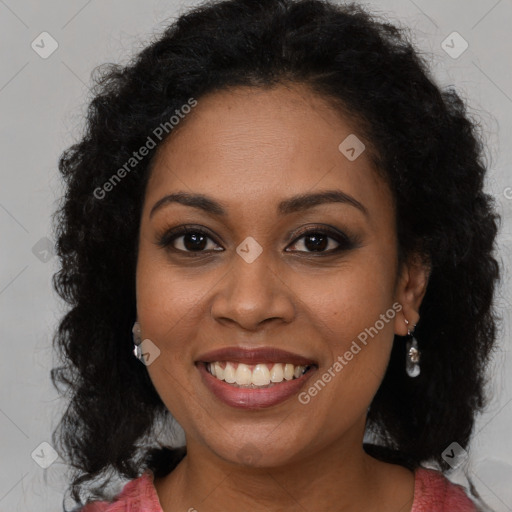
[134,255,201,416]
[135,247,209,338]
[135,250,204,422]
[300,248,397,337]
[297,277,397,433]
[297,246,398,404]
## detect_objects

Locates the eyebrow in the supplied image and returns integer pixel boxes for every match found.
[149,189,368,218]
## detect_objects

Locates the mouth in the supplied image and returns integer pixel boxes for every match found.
[199,361,315,388]
[195,346,318,409]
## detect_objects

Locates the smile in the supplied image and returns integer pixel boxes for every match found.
[206,361,313,388]
[197,361,317,409]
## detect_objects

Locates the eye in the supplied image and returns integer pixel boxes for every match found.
[156,225,222,254]
[286,226,357,254]
[155,224,359,255]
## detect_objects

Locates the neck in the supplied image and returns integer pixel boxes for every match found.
[154,424,415,512]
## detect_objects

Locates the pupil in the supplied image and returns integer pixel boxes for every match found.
[184,233,207,251]
[305,234,327,252]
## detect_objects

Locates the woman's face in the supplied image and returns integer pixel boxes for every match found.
[136,83,418,467]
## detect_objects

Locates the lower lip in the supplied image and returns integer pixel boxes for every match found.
[196,363,317,410]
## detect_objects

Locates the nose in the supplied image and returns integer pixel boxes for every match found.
[210,250,295,331]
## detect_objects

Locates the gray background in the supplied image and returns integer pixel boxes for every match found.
[1,0,511,511]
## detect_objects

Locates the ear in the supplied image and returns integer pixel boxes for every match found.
[393,252,431,336]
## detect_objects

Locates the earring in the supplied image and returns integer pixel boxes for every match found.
[404,319,420,378]
[132,321,144,362]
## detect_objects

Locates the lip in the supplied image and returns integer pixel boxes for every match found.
[197,362,317,409]
[195,346,317,366]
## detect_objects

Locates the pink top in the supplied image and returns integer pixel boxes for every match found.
[80,466,477,511]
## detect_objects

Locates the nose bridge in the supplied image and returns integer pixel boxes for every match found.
[230,241,278,303]
[211,240,293,327]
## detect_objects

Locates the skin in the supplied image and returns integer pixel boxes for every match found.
[135,83,430,512]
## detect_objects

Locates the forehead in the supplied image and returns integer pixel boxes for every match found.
[143,84,392,222]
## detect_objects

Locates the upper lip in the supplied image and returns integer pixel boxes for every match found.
[195,347,318,366]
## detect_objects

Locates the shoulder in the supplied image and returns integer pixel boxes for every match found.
[78,470,163,512]
[412,467,478,512]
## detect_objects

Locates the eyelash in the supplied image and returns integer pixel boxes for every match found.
[155,224,359,256]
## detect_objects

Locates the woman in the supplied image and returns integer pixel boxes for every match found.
[51,0,501,510]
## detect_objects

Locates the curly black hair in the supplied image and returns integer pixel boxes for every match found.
[51,0,501,509]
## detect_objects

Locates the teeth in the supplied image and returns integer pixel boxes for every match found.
[206,361,311,387]
[284,363,294,380]
[213,362,224,380]
[235,363,252,385]
[252,364,270,386]
[224,362,236,383]
[270,363,283,382]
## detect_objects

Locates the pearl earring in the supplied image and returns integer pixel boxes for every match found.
[404,319,420,378]
[132,321,144,362]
